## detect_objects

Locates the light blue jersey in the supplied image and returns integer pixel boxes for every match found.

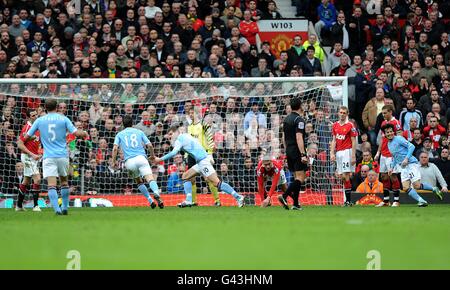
[161,133,208,162]
[27,112,77,159]
[114,127,150,161]
[388,136,418,169]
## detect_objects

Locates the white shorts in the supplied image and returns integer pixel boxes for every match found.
[379,155,393,173]
[125,155,153,179]
[398,163,421,185]
[278,169,287,186]
[336,149,354,174]
[43,157,69,179]
[21,154,40,177]
[192,156,216,177]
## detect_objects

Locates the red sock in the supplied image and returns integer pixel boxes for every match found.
[391,178,400,190]
[19,184,28,194]
[344,179,352,191]
[381,179,391,190]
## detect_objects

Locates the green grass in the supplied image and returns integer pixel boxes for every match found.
[1,205,450,270]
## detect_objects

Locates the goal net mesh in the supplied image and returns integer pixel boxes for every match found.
[0,78,346,208]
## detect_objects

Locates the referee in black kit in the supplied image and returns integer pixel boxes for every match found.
[279,97,308,210]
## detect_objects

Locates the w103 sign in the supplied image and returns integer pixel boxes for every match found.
[258,19,309,58]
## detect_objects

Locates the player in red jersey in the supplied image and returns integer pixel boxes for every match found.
[257,155,288,207]
[16,109,42,212]
[374,105,402,207]
[330,106,358,206]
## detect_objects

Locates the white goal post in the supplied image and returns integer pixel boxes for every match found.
[0,76,348,207]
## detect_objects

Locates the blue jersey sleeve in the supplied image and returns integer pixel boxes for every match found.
[26,118,40,137]
[397,136,415,158]
[114,133,120,146]
[65,116,77,134]
[161,139,182,161]
[396,136,406,147]
[406,141,415,159]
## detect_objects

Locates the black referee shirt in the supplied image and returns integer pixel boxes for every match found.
[283,112,306,151]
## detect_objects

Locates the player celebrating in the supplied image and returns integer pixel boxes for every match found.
[110,115,164,209]
[153,125,245,208]
[187,107,221,206]
[257,155,288,207]
[330,106,357,206]
[23,99,88,215]
[382,123,443,207]
[279,97,308,210]
[16,109,42,212]
[374,104,402,207]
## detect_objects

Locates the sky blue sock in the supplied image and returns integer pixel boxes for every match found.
[149,180,160,197]
[408,188,427,203]
[61,186,70,211]
[421,183,434,191]
[184,181,193,202]
[219,182,240,199]
[138,184,153,204]
[48,187,61,213]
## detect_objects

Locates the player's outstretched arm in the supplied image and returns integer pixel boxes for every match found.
[146,142,155,159]
[110,144,119,168]
[160,140,182,162]
[65,116,87,139]
[73,129,88,139]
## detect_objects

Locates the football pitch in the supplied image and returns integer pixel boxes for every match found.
[1,205,450,270]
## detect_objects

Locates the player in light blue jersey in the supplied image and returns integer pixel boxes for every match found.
[153,125,245,208]
[23,99,88,215]
[382,123,444,206]
[110,115,164,209]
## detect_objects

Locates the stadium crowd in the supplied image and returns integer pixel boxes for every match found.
[0,0,450,199]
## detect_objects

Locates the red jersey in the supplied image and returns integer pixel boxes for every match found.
[403,129,414,142]
[423,125,447,149]
[380,118,402,157]
[332,121,358,152]
[257,159,283,198]
[19,121,40,155]
[238,21,259,45]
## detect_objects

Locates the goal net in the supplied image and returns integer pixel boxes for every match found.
[0,77,348,208]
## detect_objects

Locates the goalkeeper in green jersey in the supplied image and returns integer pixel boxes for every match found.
[186,106,221,206]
